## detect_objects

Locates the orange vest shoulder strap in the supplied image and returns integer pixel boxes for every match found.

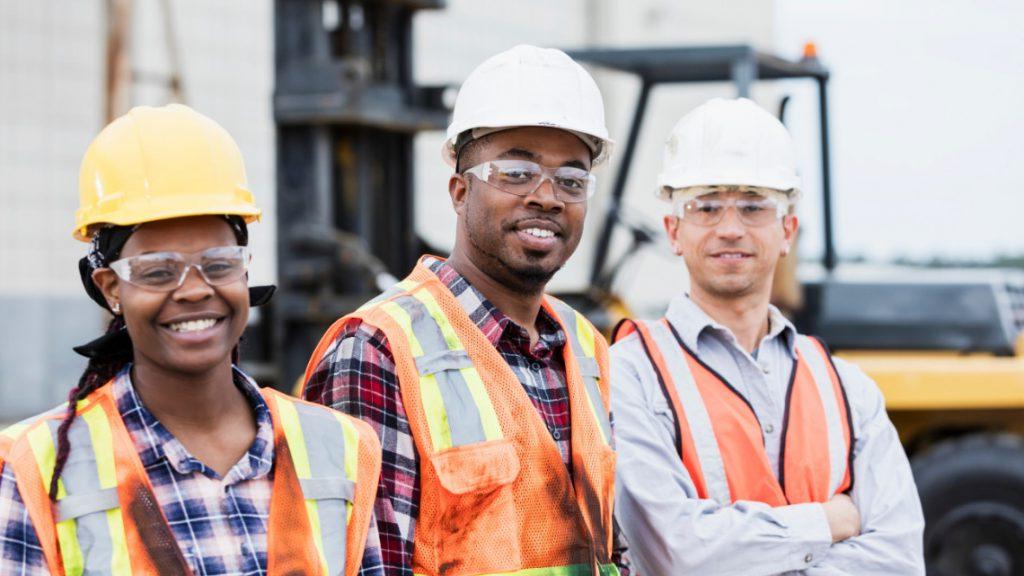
[261,388,383,576]
[303,263,434,384]
[4,383,186,575]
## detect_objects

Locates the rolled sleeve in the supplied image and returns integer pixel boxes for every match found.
[611,337,832,576]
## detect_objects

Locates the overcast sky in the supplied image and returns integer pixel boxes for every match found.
[775,0,1024,263]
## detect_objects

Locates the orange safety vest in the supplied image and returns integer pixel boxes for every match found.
[0,382,380,576]
[306,257,619,576]
[614,318,855,506]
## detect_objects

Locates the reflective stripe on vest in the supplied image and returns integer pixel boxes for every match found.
[378,289,503,452]
[3,384,380,576]
[321,257,618,575]
[271,393,360,576]
[546,300,613,447]
[27,399,132,575]
[619,319,853,506]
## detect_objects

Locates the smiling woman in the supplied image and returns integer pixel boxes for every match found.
[0,104,383,576]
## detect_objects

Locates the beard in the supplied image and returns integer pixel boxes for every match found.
[462,200,566,295]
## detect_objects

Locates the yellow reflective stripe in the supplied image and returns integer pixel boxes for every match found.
[81,406,130,575]
[336,413,359,522]
[305,499,329,574]
[414,563,619,576]
[276,397,330,573]
[380,301,450,451]
[573,312,611,445]
[413,288,502,444]
[27,424,83,575]
[1,423,28,440]
[574,312,597,358]
[357,279,417,312]
[420,374,452,451]
[104,508,131,575]
[55,518,83,575]
[410,289,463,351]
[459,368,503,441]
[381,301,425,356]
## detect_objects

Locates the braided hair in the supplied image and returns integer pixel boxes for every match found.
[49,216,251,499]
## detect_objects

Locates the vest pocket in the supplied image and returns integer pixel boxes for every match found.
[429,439,522,570]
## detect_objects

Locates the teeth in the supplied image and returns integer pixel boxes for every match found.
[523,227,555,238]
[717,253,747,259]
[169,318,217,333]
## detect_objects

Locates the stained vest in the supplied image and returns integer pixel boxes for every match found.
[0,383,380,576]
[305,258,619,576]
[614,318,854,506]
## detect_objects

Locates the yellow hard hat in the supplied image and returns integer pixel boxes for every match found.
[74,103,261,241]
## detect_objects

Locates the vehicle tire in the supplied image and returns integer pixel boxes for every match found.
[912,433,1024,576]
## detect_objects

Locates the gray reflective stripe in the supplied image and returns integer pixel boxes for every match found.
[645,320,732,505]
[547,300,613,445]
[293,402,350,576]
[795,336,848,495]
[47,417,119,571]
[357,281,411,311]
[416,349,473,376]
[56,487,120,522]
[393,295,488,447]
[299,477,355,502]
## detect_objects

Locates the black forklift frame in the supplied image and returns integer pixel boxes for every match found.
[567,45,836,289]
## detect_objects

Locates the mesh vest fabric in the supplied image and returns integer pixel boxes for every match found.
[306,258,618,576]
[0,384,380,576]
[615,318,854,506]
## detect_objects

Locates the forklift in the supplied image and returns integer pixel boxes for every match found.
[569,45,1024,576]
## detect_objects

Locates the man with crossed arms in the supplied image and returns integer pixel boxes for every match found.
[611,98,924,575]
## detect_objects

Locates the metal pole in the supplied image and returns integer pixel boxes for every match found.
[818,77,836,271]
[589,79,651,287]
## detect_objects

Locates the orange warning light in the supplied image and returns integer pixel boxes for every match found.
[803,42,818,60]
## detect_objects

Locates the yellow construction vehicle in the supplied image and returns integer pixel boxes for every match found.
[569,45,1024,576]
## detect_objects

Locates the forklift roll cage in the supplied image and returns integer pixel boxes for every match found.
[566,45,838,289]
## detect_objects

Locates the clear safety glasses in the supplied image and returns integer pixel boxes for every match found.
[109,245,251,291]
[463,159,596,204]
[674,188,790,227]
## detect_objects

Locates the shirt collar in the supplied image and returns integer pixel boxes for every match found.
[422,255,566,355]
[664,294,797,358]
[113,365,276,482]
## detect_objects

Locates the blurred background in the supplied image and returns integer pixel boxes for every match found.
[2,2,1024,573]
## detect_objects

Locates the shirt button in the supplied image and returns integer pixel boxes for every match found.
[765,423,775,434]
[551,428,562,440]
[759,362,771,374]
[804,553,814,563]
[531,362,542,370]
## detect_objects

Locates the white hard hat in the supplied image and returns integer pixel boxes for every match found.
[443,44,614,168]
[657,97,800,201]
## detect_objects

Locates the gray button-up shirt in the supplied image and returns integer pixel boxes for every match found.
[611,295,924,575]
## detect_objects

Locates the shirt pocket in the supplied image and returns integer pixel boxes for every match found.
[429,439,522,571]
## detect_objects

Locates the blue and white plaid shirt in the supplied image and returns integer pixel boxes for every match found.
[0,366,383,575]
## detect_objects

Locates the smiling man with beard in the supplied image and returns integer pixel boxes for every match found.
[303,45,629,576]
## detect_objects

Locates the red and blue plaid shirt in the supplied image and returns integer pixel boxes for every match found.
[303,257,629,575]
[0,367,384,575]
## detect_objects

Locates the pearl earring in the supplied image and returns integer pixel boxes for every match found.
[111,302,121,314]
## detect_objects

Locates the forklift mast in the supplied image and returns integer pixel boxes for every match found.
[255,0,448,389]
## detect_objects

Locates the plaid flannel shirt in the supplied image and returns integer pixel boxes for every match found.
[0,366,383,575]
[303,257,629,575]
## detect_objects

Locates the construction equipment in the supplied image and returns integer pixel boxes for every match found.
[570,44,1024,576]
[249,0,449,388]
